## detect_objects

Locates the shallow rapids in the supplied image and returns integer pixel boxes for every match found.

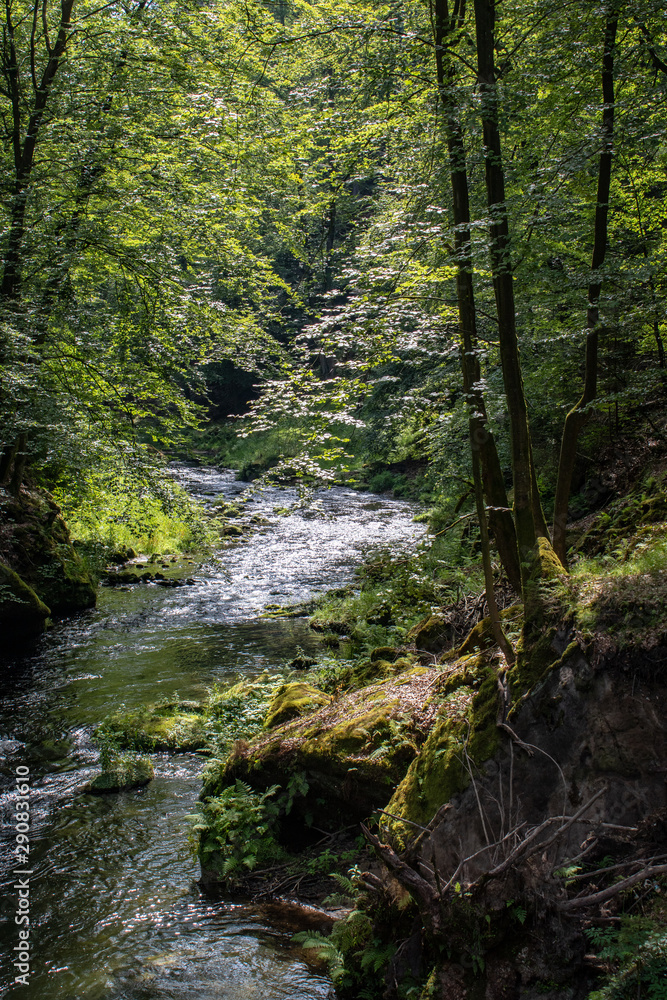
[0,467,422,999]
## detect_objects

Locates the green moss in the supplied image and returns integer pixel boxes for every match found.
[207,669,436,828]
[532,537,566,581]
[370,646,401,662]
[222,524,244,537]
[86,756,154,793]
[384,662,499,850]
[342,655,417,691]
[0,561,51,636]
[300,699,402,759]
[99,702,209,752]
[263,682,331,729]
[408,615,452,652]
[457,605,523,657]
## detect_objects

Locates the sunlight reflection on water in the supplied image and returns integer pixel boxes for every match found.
[0,466,422,999]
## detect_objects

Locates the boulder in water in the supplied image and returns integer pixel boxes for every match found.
[85,756,154,794]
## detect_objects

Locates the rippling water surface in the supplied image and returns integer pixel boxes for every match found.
[0,467,421,999]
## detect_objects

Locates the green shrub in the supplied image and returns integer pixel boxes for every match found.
[189,779,285,878]
[587,917,667,1000]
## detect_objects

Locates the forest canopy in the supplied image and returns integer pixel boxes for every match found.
[1,0,666,584]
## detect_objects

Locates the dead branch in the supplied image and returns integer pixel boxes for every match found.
[377,809,431,832]
[361,823,443,936]
[497,721,535,755]
[565,854,667,882]
[443,822,527,891]
[483,788,607,881]
[560,863,667,911]
[538,787,607,853]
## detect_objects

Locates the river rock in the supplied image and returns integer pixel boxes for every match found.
[204,663,443,831]
[0,486,95,624]
[85,756,154,794]
[222,524,244,537]
[106,570,142,585]
[98,702,209,751]
[263,682,331,729]
[287,653,318,670]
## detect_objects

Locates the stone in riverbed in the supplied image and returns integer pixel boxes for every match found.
[263,682,331,729]
[204,663,440,830]
[98,702,209,751]
[85,756,154,794]
[222,524,244,537]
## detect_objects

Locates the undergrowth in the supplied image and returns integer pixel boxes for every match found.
[587,913,667,1000]
[54,463,214,556]
[308,532,484,652]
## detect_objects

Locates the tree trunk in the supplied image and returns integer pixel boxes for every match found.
[0,2,75,494]
[1,0,76,300]
[432,0,522,593]
[473,0,548,593]
[552,5,618,565]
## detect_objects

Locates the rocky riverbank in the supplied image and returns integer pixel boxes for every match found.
[0,485,96,643]
[188,480,667,1000]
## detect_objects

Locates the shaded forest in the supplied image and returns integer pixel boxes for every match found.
[2,2,667,998]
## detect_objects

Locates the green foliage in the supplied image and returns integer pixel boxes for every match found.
[308,535,483,653]
[188,779,285,878]
[587,918,667,1000]
[295,905,392,993]
[54,459,214,556]
[206,674,285,753]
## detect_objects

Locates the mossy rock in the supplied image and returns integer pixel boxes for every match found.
[0,488,96,614]
[384,660,499,850]
[222,524,244,537]
[205,666,442,829]
[309,617,352,635]
[99,702,209,752]
[85,756,154,794]
[106,570,142,585]
[263,682,331,729]
[408,615,453,653]
[370,646,401,662]
[384,603,577,850]
[0,561,51,640]
[342,655,417,691]
[287,653,318,670]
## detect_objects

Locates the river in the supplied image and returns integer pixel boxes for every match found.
[0,467,422,1000]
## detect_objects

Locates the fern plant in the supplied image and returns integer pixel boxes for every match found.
[188,779,284,879]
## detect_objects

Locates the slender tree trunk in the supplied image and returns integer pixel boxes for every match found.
[552,6,619,565]
[432,0,522,593]
[1,0,76,299]
[471,434,516,665]
[0,1,75,492]
[473,0,548,593]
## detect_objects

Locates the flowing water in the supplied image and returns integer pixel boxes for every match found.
[0,467,422,1000]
